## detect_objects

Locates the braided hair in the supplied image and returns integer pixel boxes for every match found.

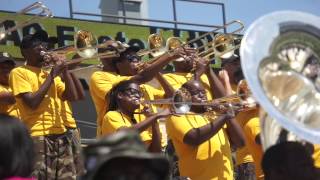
[108,80,135,111]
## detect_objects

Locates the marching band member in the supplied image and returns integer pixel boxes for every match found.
[220,58,264,180]
[163,55,230,178]
[9,31,79,180]
[102,80,173,152]
[166,79,245,180]
[59,54,86,177]
[90,40,194,137]
[0,53,20,117]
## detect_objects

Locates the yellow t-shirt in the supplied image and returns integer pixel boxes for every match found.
[163,73,213,100]
[241,111,264,179]
[231,84,254,166]
[235,111,255,166]
[166,114,233,180]
[9,65,67,136]
[313,145,320,168]
[0,85,20,118]
[90,71,130,136]
[236,147,254,165]
[60,101,77,128]
[90,71,165,137]
[102,111,152,146]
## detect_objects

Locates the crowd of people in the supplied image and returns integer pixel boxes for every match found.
[0,29,319,180]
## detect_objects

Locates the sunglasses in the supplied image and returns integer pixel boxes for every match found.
[123,53,141,63]
[123,88,143,97]
[32,41,49,50]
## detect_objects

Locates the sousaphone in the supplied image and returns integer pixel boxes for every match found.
[240,11,320,150]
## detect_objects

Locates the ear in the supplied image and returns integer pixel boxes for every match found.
[115,61,122,71]
[117,92,124,100]
[21,49,26,57]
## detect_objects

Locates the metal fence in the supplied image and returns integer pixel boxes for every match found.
[68,0,227,32]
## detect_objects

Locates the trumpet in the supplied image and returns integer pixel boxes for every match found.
[41,30,124,68]
[0,2,53,40]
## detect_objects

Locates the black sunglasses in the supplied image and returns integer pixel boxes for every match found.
[122,53,141,62]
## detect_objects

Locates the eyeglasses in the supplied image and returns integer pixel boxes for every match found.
[124,54,141,63]
[123,88,143,97]
[32,41,48,50]
[189,90,207,100]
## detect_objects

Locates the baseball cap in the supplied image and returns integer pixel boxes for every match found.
[82,130,170,180]
[98,40,130,53]
[0,52,15,65]
[120,44,141,56]
[20,30,49,49]
[221,53,240,67]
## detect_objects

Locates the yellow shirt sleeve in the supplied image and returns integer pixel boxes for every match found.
[243,117,264,179]
[55,77,66,99]
[0,85,20,118]
[244,117,261,142]
[313,145,320,168]
[102,111,129,135]
[102,111,152,144]
[90,72,116,102]
[9,68,33,96]
[163,73,186,90]
[143,84,165,99]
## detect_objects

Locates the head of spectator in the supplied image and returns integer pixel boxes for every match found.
[115,45,141,76]
[20,30,49,67]
[0,114,34,179]
[82,130,170,180]
[108,80,142,114]
[262,141,319,180]
[0,52,15,86]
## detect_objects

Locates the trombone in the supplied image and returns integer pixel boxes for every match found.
[0,2,53,40]
[134,20,244,72]
[137,20,244,59]
[41,30,124,68]
[136,33,166,57]
[141,80,256,115]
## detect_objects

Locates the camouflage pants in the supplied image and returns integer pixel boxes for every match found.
[67,128,85,176]
[235,162,256,180]
[165,140,180,178]
[32,133,76,180]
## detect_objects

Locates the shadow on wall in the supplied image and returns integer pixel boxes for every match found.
[72,79,97,139]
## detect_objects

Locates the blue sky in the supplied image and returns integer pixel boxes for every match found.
[1,0,320,32]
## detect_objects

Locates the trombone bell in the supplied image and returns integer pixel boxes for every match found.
[75,30,98,58]
[41,30,120,69]
[214,34,235,59]
[137,33,166,57]
[166,37,184,61]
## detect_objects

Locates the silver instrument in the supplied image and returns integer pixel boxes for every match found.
[241,11,320,148]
